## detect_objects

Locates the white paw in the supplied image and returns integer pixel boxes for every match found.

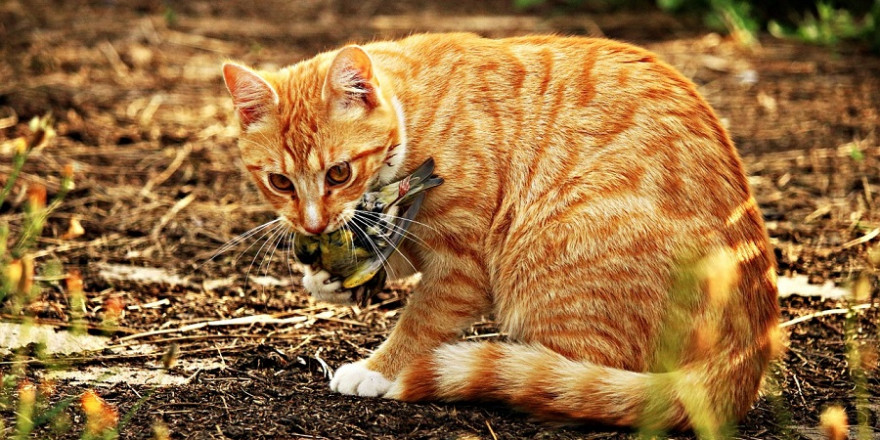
[302,266,351,304]
[330,361,392,397]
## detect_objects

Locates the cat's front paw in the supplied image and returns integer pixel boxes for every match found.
[302,266,351,304]
[330,361,392,397]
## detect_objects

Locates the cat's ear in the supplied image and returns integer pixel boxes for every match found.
[322,46,381,114]
[222,62,279,130]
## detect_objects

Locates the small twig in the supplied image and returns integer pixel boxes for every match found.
[140,143,192,196]
[126,298,171,310]
[206,314,310,327]
[117,314,311,342]
[791,373,808,407]
[464,332,507,340]
[317,316,369,327]
[220,395,231,421]
[289,334,315,353]
[841,227,879,249]
[98,40,130,79]
[150,193,196,241]
[126,382,142,399]
[779,303,875,328]
[0,109,16,129]
[138,94,164,126]
[486,420,499,440]
[116,322,208,342]
[105,333,311,351]
[803,204,832,223]
[217,345,227,368]
[31,233,130,258]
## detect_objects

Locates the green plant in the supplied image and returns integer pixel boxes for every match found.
[1,116,76,312]
[656,0,759,46]
[0,115,89,438]
[515,0,880,50]
[514,0,550,8]
[769,1,879,48]
[162,3,178,27]
[708,0,759,45]
[1,115,166,437]
[2,116,58,307]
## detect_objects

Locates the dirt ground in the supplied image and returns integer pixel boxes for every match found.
[1,0,879,439]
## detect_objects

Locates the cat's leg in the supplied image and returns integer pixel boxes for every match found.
[330,258,491,397]
[490,219,668,371]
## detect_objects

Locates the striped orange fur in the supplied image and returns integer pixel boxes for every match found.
[222,33,779,433]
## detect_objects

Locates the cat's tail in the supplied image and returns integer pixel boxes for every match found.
[386,341,771,433]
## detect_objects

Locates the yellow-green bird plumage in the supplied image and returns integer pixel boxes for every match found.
[293,158,442,302]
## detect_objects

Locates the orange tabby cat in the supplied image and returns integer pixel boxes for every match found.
[222,33,779,433]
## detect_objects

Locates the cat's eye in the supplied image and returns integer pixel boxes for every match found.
[326,162,351,186]
[268,173,295,194]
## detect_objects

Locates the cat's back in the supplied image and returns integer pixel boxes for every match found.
[373,32,659,68]
[371,32,732,166]
[371,32,693,103]
[371,33,749,227]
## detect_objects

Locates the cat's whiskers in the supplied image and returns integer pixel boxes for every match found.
[285,229,297,281]
[369,217,432,251]
[346,217,399,280]
[352,210,432,250]
[336,222,354,265]
[262,223,288,279]
[345,223,359,265]
[352,216,419,276]
[354,209,441,235]
[346,218,390,274]
[349,215,418,276]
[203,218,283,266]
[231,220,285,266]
[244,221,287,286]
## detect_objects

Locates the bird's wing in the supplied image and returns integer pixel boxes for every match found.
[342,192,425,289]
[392,158,444,208]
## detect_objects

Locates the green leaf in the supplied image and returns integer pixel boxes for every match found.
[850,144,865,161]
[514,0,547,9]
[657,0,685,12]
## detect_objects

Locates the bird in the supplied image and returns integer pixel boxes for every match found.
[293,158,443,303]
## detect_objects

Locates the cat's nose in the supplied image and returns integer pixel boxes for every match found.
[304,223,327,235]
[302,202,327,234]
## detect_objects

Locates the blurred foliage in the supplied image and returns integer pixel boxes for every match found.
[768,1,880,48]
[0,116,125,439]
[1,115,65,309]
[657,0,760,45]
[515,0,880,50]
[515,0,655,12]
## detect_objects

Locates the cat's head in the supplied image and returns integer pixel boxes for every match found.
[222,46,406,235]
